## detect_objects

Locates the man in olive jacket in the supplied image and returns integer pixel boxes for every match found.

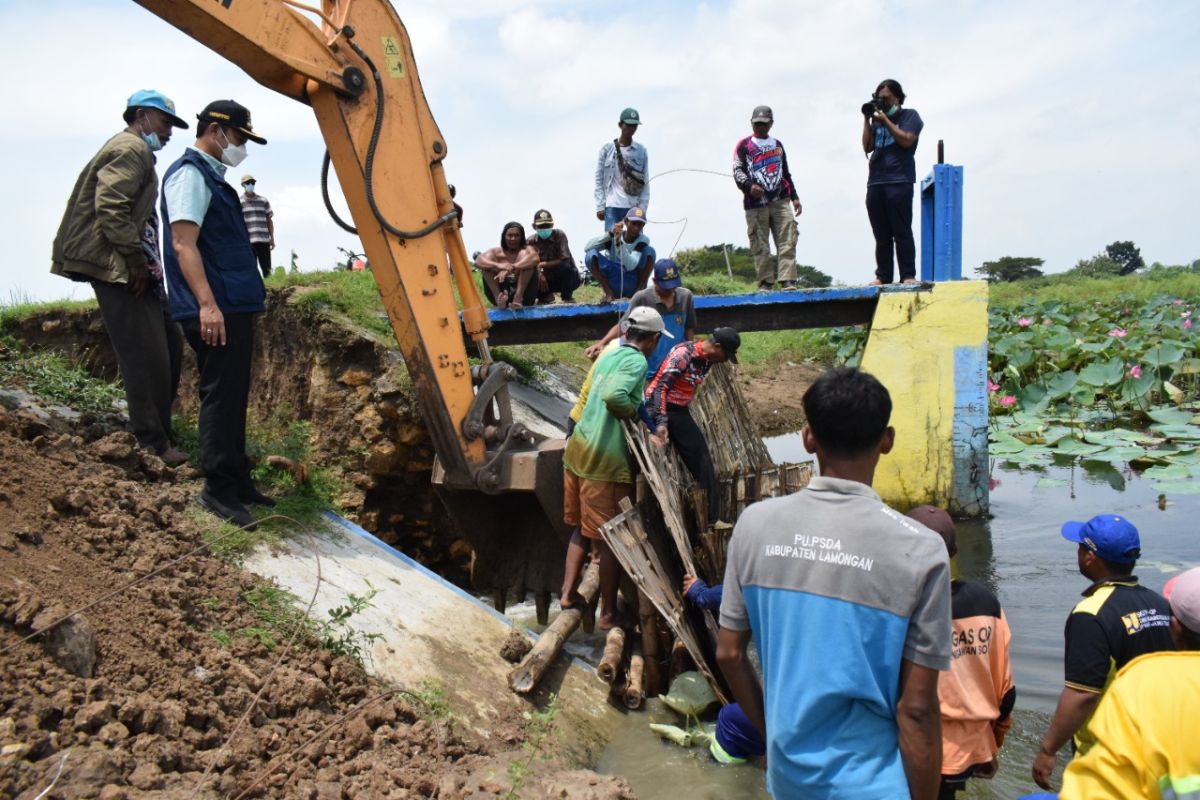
[51,90,189,465]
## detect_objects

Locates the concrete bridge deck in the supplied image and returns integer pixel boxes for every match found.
[481,283,926,345]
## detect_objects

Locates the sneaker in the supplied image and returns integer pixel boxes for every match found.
[197,490,257,530]
[780,281,797,291]
[239,485,277,508]
[756,281,773,293]
[158,446,189,467]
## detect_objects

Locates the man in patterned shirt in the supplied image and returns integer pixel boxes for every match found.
[239,173,274,279]
[733,105,802,292]
[645,327,740,524]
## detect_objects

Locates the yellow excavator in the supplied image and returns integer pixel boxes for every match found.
[133,0,571,609]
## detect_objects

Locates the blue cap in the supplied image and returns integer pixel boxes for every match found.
[654,259,682,290]
[1061,515,1141,563]
[624,207,647,224]
[125,90,188,129]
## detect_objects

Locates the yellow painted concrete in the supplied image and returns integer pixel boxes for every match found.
[860,281,989,510]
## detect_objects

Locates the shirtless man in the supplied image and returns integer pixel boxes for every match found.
[475,221,539,309]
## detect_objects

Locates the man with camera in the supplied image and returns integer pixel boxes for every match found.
[862,79,923,285]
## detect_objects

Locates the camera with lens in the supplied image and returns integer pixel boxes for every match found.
[861,96,886,117]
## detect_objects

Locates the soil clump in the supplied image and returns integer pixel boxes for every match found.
[0,399,631,798]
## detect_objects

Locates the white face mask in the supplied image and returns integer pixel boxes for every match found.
[217,127,248,167]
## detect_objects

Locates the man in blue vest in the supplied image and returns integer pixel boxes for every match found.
[161,100,271,530]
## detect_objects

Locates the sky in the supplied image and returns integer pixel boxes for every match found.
[3,0,1199,304]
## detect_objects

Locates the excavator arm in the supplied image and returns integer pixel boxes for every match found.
[133,0,570,603]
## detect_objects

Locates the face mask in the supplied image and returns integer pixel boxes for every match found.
[536,228,553,240]
[243,182,256,194]
[217,128,248,167]
[140,131,163,152]
[886,105,900,117]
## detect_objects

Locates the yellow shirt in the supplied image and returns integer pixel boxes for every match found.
[569,339,620,423]
[1060,650,1200,800]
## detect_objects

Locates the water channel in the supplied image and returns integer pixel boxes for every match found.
[510,432,1197,798]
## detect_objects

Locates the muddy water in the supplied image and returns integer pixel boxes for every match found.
[513,433,1197,799]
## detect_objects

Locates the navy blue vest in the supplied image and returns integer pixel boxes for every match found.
[160,149,264,321]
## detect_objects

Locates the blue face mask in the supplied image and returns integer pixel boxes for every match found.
[886,105,900,118]
[536,228,553,240]
[244,182,256,194]
[141,131,163,152]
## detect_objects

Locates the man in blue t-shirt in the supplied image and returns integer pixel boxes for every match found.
[718,367,951,799]
[862,79,924,285]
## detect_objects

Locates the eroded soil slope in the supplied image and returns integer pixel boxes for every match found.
[0,404,632,799]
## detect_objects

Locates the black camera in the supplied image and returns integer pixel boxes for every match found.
[861,96,885,117]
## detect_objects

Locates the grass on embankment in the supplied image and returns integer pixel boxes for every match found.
[989,267,1200,307]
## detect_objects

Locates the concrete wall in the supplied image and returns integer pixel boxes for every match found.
[861,281,989,516]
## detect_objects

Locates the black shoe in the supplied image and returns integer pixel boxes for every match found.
[197,490,257,530]
[239,485,277,508]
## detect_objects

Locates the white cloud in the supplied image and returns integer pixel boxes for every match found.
[3,0,1200,305]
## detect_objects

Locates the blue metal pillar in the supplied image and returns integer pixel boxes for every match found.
[920,163,964,281]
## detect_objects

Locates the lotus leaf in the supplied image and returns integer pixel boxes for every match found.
[659,672,717,717]
[1078,358,1125,387]
[1151,424,1200,441]
[1147,407,1196,426]
[1151,481,1200,495]
[1118,374,1159,404]
[1143,344,1185,366]
[1042,371,1079,400]
[1142,464,1191,481]
[1054,438,1107,457]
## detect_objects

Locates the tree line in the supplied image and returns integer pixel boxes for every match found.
[976,241,1200,283]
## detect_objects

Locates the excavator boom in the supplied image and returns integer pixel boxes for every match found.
[132,0,570,600]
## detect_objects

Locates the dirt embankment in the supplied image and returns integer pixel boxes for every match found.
[6,290,471,585]
[738,362,822,438]
[0,400,632,798]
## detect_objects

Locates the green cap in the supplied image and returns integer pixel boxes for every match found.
[620,107,642,126]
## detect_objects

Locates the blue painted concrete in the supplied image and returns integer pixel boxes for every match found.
[484,284,896,325]
[921,164,964,281]
[951,343,989,516]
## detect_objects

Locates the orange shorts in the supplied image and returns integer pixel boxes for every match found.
[563,470,634,540]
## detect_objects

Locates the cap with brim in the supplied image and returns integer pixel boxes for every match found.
[198,99,267,145]
[532,209,555,229]
[620,107,642,125]
[125,90,188,129]
[751,105,773,123]
[1061,514,1141,563]
[625,306,672,337]
[624,207,647,224]
[711,327,741,363]
[1165,567,1200,632]
[654,259,682,290]
[241,174,255,184]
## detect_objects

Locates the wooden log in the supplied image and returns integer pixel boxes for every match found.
[535,591,551,626]
[597,626,627,684]
[669,637,692,680]
[638,590,665,697]
[599,498,728,703]
[624,653,645,709]
[508,563,599,694]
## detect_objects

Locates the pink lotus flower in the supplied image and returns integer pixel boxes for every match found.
[988,380,1000,393]
[1128,364,1142,379]
[1175,299,1184,305]
[988,477,1002,490]
[1000,395,1017,407]
[1043,318,1052,325]
[1109,328,1128,338]
[1017,317,1032,328]
[1183,311,1191,318]
[1186,319,1194,331]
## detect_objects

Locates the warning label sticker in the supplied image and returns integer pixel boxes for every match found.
[381,36,405,78]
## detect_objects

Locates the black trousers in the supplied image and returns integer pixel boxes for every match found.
[251,242,272,279]
[667,404,719,523]
[865,182,916,283]
[92,281,183,452]
[182,313,255,501]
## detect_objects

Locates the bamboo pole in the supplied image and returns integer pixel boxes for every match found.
[597,626,627,684]
[599,498,728,703]
[638,590,665,697]
[507,562,599,694]
[624,652,645,709]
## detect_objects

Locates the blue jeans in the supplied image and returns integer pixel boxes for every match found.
[587,246,655,299]
[604,206,631,232]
